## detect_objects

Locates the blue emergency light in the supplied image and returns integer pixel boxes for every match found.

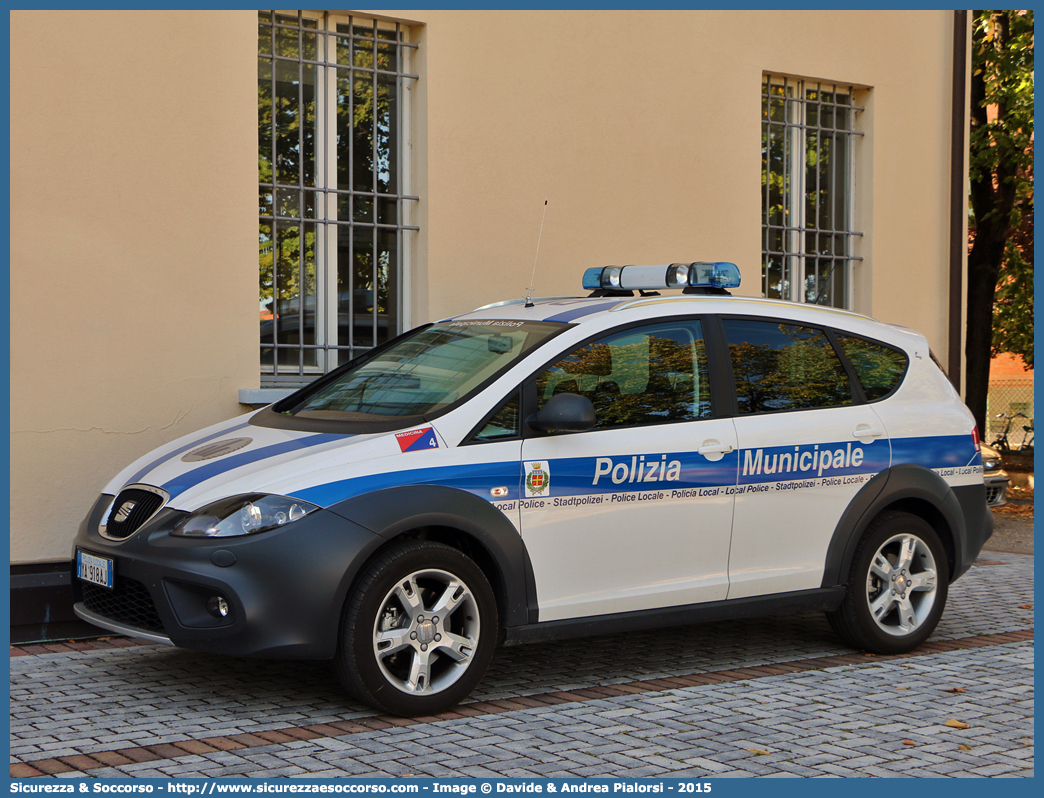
[582,262,741,292]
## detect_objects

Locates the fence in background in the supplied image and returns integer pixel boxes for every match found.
[986,379,1034,451]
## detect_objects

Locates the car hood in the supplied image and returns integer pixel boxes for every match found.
[102,412,444,512]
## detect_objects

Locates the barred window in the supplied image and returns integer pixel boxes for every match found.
[258,11,418,384]
[761,75,863,309]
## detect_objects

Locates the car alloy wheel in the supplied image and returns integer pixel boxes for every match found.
[371,567,482,695]
[864,532,939,636]
[337,540,497,716]
[827,510,949,655]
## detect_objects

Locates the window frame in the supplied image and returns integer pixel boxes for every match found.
[719,314,860,416]
[716,313,921,418]
[517,315,734,438]
[418,313,912,443]
[258,10,419,386]
[761,73,865,310]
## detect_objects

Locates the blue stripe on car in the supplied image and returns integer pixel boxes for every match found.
[162,433,349,500]
[293,434,979,510]
[293,461,523,507]
[127,421,254,485]
[890,435,978,469]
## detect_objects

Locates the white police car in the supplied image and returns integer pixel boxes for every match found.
[73,262,993,716]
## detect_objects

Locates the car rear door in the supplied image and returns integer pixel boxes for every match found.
[721,317,891,599]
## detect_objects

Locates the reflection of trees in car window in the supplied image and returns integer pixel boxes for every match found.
[837,335,908,400]
[536,322,711,430]
[725,321,851,414]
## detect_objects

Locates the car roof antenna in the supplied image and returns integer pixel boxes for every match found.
[524,200,548,308]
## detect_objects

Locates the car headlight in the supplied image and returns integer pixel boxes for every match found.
[983,457,1001,470]
[171,494,319,538]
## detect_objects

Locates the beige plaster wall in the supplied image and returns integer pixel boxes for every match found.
[10,11,258,562]
[389,9,958,357]
[10,9,961,564]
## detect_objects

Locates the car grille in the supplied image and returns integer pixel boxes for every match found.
[82,578,165,632]
[103,488,166,539]
[985,484,1006,507]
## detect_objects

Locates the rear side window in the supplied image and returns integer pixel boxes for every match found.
[837,335,909,400]
[723,318,852,414]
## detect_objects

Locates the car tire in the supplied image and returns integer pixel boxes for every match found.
[827,511,949,655]
[336,540,498,717]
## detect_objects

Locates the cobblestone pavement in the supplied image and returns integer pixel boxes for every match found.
[11,552,1034,778]
[986,506,1034,555]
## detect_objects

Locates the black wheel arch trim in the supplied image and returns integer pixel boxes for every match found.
[325,485,538,629]
[821,463,982,589]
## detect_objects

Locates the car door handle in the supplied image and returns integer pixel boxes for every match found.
[698,441,734,455]
[852,424,884,439]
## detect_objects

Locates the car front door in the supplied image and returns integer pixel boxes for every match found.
[519,317,738,622]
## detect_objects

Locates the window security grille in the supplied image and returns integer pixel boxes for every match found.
[761,75,864,309]
[259,11,418,384]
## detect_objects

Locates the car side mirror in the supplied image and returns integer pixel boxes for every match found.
[527,392,596,433]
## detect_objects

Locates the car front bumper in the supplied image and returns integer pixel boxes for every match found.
[71,494,384,659]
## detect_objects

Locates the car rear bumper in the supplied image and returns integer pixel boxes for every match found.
[952,483,994,579]
[984,472,1009,507]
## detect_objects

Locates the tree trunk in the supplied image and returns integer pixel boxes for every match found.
[964,11,1018,436]
[965,234,1005,434]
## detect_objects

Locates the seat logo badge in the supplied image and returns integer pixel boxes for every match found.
[525,462,550,497]
[114,501,136,523]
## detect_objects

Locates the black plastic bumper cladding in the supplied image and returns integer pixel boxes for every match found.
[820,464,993,589]
[326,485,538,628]
[72,495,384,659]
[952,483,993,577]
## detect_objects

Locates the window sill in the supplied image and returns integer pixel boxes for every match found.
[239,388,297,408]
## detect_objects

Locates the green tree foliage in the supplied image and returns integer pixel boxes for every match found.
[991,153,1033,368]
[836,336,908,401]
[966,9,1034,431]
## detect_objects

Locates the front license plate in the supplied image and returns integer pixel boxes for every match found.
[77,550,114,589]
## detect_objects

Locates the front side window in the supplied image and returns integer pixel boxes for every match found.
[469,391,522,443]
[762,74,863,309]
[724,318,852,414]
[259,11,418,384]
[287,321,565,421]
[535,321,712,430]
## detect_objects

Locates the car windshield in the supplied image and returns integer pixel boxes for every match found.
[286,320,566,420]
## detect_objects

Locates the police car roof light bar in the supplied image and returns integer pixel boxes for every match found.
[582,262,741,292]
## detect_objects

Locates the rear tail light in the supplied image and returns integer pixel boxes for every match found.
[972,426,981,453]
